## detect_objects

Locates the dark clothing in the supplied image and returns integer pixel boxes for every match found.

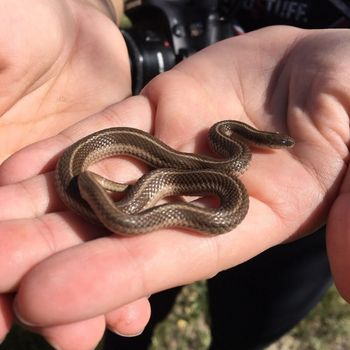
[237,0,347,29]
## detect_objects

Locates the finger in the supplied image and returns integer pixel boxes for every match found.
[106,297,151,337]
[0,295,14,342]
[0,212,107,292]
[35,316,105,350]
[14,197,293,327]
[0,149,159,292]
[0,157,152,292]
[0,173,63,221]
[327,192,350,302]
[0,153,149,221]
[0,95,153,185]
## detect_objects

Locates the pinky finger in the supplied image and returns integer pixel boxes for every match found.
[105,297,151,337]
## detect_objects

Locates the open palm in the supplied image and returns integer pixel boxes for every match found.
[0,0,130,163]
[0,26,349,349]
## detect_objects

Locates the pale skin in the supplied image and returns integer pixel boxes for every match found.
[0,0,129,164]
[0,1,349,349]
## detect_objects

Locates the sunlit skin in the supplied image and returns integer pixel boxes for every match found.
[0,1,350,349]
[0,0,130,164]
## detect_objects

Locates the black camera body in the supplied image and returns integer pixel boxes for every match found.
[122,0,241,93]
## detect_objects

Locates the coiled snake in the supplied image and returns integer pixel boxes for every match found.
[55,120,294,235]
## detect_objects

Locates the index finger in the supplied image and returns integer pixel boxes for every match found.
[13,194,295,327]
[0,95,153,185]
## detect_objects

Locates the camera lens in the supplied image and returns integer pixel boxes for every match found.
[122,29,176,94]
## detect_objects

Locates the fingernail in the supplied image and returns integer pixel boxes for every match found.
[110,328,144,338]
[13,301,36,327]
[46,339,62,350]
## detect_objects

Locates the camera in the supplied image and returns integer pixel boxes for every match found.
[122,0,243,94]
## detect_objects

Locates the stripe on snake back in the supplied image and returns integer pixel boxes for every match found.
[55,120,294,235]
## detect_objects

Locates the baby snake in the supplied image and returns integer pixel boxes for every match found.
[55,120,295,235]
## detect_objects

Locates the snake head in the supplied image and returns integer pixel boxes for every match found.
[266,133,295,149]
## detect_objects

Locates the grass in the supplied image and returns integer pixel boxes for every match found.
[150,281,210,350]
[267,285,350,350]
[2,282,350,350]
[151,283,350,350]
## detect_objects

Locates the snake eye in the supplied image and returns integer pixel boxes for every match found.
[281,137,295,148]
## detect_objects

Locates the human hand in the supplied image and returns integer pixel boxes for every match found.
[0,0,130,164]
[1,26,350,349]
[0,0,131,347]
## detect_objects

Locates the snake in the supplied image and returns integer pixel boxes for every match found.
[55,120,295,235]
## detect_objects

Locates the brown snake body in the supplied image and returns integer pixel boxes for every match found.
[55,120,294,235]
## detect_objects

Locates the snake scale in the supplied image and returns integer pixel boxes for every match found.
[55,120,295,235]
